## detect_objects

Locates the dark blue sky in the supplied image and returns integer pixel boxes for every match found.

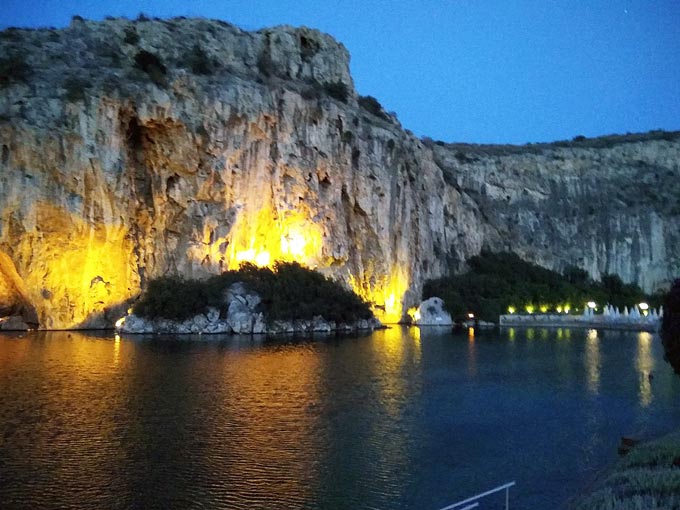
[3,0,680,144]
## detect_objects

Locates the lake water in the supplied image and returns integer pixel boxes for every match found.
[1,327,679,510]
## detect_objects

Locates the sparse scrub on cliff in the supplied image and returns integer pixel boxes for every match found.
[63,76,91,102]
[134,49,167,86]
[358,95,391,121]
[323,81,349,103]
[123,27,140,45]
[133,262,373,323]
[0,53,31,88]
[183,44,214,75]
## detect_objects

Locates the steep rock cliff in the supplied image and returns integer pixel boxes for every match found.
[0,17,678,329]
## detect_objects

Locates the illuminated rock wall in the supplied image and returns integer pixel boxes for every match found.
[1,18,679,328]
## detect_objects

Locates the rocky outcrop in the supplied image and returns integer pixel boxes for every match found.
[1,17,679,329]
[411,297,453,326]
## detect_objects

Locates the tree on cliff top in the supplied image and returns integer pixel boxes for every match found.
[661,279,680,375]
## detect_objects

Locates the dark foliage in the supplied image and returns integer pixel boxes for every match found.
[123,27,140,45]
[184,44,213,75]
[323,81,349,103]
[299,34,320,60]
[256,51,275,77]
[423,251,657,321]
[134,50,166,86]
[63,76,91,102]
[133,276,222,321]
[0,53,31,87]
[358,95,390,121]
[662,279,680,375]
[133,262,373,323]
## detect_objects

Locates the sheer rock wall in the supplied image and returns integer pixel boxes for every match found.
[1,17,678,328]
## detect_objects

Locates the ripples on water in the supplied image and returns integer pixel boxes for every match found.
[0,327,679,510]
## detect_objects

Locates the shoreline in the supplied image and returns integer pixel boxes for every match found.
[499,314,660,333]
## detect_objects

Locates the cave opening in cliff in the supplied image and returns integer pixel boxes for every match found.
[123,114,155,211]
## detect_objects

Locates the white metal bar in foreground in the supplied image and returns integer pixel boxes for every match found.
[437,481,516,510]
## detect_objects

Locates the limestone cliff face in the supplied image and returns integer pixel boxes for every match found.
[0,17,678,329]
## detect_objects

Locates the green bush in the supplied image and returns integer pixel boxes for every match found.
[184,44,213,75]
[323,81,349,103]
[423,251,658,321]
[358,95,390,121]
[133,276,222,321]
[575,431,680,510]
[0,53,31,88]
[661,279,680,375]
[133,262,373,323]
[123,27,140,45]
[134,49,166,86]
[63,76,91,102]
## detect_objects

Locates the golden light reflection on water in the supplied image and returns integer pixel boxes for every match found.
[113,334,121,367]
[555,328,573,384]
[468,328,477,377]
[206,340,322,506]
[636,332,654,407]
[507,327,516,342]
[585,329,600,395]
[371,326,418,418]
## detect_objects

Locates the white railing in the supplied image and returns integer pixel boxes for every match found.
[437,481,516,510]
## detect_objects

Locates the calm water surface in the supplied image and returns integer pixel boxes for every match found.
[1,327,679,509]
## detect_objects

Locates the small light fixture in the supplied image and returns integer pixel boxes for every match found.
[587,301,597,310]
[467,313,475,319]
[507,306,516,314]
[638,302,649,311]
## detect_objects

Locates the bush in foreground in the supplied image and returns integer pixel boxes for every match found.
[661,279,680,375]
[133,262,373,323]
[574,431,680,510]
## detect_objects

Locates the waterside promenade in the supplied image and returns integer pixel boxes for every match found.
[499,305,662,332]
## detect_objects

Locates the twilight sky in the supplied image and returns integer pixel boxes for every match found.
[2,0,679,144]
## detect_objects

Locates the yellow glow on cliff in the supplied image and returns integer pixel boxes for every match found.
[225,206,324,269]
[407,306,420,323]
[350,265,410,323]
[12,203,139,329]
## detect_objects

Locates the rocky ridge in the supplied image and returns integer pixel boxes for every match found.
[1,17,679,329]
